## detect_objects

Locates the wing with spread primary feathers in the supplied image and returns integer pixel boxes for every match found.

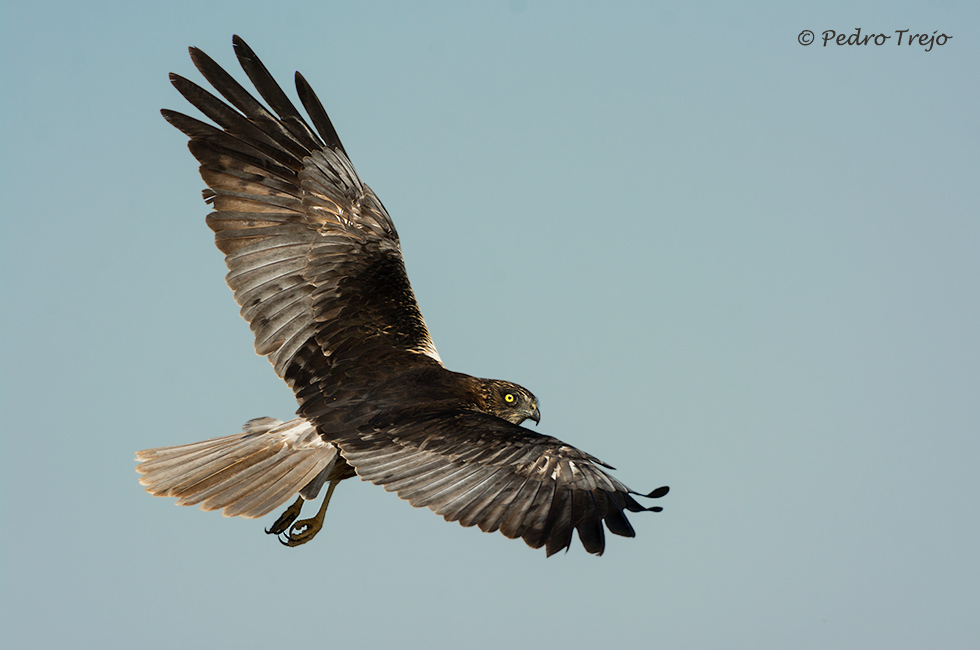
[337,411,668,556]
[161,36,441,395]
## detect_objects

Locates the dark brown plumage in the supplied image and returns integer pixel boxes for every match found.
[136,36,668,556]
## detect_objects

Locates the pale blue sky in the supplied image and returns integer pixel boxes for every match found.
[2,2,978,648]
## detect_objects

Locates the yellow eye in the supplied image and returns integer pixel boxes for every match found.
[504,393,516,403]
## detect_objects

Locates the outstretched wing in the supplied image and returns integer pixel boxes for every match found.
[162,36,441,395]
[337,413,668,556]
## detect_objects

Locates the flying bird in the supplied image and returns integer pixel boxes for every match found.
[136,36,668,556]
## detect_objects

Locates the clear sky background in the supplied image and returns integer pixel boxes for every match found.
[2,2,978,649]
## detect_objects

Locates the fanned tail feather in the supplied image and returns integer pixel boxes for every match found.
[136,417,340,518]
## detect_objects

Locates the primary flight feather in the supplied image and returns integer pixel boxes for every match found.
[136,36,668,556]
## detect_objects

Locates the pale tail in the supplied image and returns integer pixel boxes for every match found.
[136,417,340,518]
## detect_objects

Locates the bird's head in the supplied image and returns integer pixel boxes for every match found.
[483,380,541,426]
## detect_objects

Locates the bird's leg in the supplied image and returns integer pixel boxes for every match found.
[278,479,341,547]
[265,495,305,536]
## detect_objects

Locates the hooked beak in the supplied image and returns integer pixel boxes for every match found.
[529,405,541,425]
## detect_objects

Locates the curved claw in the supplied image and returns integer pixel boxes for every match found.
[278,516,324,547]
[265,495,304,535]
[272,478,341,548]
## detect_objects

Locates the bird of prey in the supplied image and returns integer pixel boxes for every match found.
[136,36,669,556]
